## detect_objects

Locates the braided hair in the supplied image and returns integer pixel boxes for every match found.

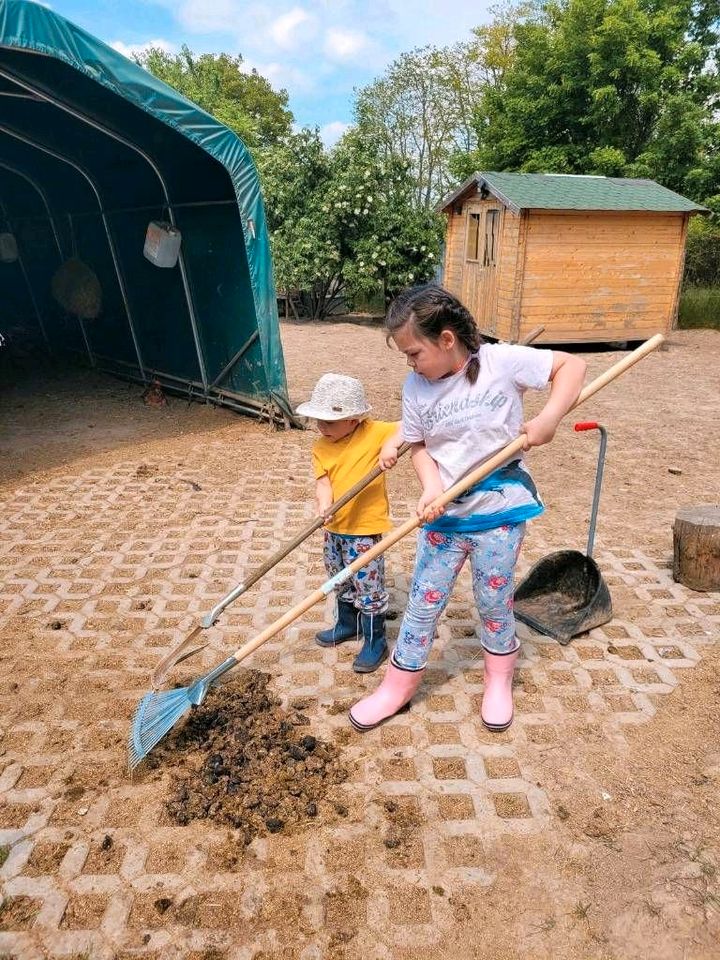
[385,284,484,384]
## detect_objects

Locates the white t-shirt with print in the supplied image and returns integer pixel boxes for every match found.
[402,342,554,519]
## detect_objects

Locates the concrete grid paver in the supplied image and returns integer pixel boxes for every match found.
[0,433,717,958]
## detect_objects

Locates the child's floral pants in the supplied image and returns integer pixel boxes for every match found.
[323,531,389,614]
[393,523,525,670]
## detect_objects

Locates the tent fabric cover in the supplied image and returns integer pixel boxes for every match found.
[0,0,291,419]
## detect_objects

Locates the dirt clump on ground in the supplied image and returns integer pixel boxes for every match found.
[158,670,349,842]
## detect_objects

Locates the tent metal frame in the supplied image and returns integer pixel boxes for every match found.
[0,159,65,258]
[0,159,96,362]
[0,121,147,379]
[0,22,296,425]
[0,194,50,349]
[0,63,209,391]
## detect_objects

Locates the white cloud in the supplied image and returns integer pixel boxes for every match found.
[133,0,497,126]
[323,27,368,61]
[142,0,493,47]
[268,7,317,50]
[241,57,315,94]
[111,38,177,59]
[320,120,351,146]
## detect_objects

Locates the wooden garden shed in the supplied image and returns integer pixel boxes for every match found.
[438,172,706,343]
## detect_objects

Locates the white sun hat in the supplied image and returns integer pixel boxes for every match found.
[295,373,372,421]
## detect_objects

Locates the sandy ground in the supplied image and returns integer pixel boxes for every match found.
[0,321,718,959]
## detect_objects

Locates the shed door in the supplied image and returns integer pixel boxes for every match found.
[462,204,502,335]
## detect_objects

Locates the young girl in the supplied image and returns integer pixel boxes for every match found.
[349,284,586,732]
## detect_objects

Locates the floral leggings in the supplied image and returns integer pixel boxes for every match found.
[393,523,525,670]
[323,531,389,614]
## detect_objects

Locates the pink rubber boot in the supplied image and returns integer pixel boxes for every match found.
[349,661,425,731]
[481,649,519,732]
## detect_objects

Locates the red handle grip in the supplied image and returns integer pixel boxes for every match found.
[574,421,599,431]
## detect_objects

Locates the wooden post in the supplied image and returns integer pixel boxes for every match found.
[509,210,528,343]
[668,213,689,332]
[673,505,720,591]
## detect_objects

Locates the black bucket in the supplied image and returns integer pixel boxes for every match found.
[513,549,612,645]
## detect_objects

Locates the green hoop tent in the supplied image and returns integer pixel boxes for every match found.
[0,0,292,422]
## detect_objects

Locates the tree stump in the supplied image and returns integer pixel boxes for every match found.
[673,505,720,592]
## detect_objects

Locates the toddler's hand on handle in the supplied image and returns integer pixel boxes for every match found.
[316,499,334,524]
[379,426,403,470]
[417,481,445,523]
[521,411,560,449]
[379,440,400,470]
[315,474,334,524]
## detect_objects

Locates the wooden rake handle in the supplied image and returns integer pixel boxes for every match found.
[151,329,548,687]
[227,333,665,664]
[219,439,412,593]
[150,329,547,687]
[204,325,545,612]
[149,441,411,687]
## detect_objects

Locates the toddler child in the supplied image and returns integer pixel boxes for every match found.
[296,373,401,672]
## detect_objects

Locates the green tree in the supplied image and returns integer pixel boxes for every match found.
[137,46,293,152]
[684,195,720,285]
[355,3,532,207]
[470,1,537,88]
[258,128,444,319]
[354,42,488,208]
[456,0,720,202]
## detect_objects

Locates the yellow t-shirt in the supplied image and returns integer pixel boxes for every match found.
[312,419,398,535]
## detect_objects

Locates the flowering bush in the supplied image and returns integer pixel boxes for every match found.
[258,128,443,318]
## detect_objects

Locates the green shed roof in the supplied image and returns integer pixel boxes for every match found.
[439,172,707,215]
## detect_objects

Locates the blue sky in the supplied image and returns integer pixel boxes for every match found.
[47,0,494,144]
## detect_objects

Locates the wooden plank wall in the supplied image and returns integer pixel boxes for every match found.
[517,210,686,341]
[443,196,522,339]
[443,211,465,294]
[460,199,483,330]
[497,210,524,342]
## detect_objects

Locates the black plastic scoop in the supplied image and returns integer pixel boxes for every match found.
[513,422,613,645]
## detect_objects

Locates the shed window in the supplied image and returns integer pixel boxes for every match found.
[483,209,499,266]
[465,212,480,261]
